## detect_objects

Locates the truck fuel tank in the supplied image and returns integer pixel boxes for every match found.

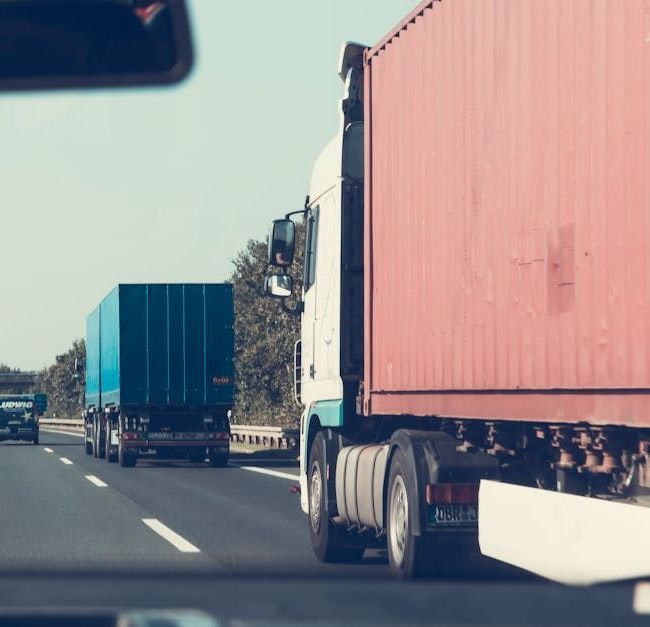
[336,444,388,530]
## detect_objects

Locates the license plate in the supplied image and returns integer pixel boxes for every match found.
[148,432,173,440]
[429,504,478,526]
[148,432,203,440]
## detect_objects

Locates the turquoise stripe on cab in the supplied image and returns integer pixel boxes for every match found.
[309,399,344,427]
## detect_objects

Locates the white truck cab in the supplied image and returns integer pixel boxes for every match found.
[267,43,366,514]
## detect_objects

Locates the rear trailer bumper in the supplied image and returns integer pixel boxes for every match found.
[0,426,37,441]
[122,436,230,450]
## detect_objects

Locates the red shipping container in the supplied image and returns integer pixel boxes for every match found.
[363,0,650,426]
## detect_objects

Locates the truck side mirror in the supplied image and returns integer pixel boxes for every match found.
[268,219,295,267]
[264,273,293,299]
[74,357,83,381]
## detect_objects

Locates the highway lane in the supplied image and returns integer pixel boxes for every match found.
[0,434,211,570]
[27,430,384,576]
[0,430,647,625]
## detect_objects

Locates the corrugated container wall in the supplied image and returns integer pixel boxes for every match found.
[87,284,234,409]
[364,0,650,426]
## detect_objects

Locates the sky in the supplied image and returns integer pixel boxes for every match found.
[0,0,418,370]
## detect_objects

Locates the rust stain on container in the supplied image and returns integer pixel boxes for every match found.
[363,0,650,425]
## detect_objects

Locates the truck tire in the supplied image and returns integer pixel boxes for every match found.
[118,440,137,468]
[207,447,228,467]
[308,431,364,563]
[105,423,117,463]
[92,418,99,458]
[386,447,437,579]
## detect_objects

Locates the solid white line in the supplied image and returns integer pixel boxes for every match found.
[59,457,73,465]
[237,465,299,481]
[142,519,200,554]
[634,583,650,614]
[85,475,107,488]
[40,428,84,439]
[43,447,53,453]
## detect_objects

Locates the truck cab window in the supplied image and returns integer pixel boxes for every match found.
[303,207,319,292]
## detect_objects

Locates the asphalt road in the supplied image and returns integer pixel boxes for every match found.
[0,429,648,626]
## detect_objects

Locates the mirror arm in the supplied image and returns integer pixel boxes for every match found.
[283,195,310,220]
[284,208,308,220]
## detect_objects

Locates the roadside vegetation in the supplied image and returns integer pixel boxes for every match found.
[38,340,85,420]
[229,224,304,427]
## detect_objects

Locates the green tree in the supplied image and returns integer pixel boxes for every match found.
[38,339,85,420]
[229,221,304,426]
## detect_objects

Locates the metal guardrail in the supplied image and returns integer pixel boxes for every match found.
[230,425,299,450]
[39,418,299,450]
[39,418,83,431]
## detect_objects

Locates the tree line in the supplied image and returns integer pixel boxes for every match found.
[5,227,304,426]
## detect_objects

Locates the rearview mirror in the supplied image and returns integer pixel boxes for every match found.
[264,274,293,299]
[74,357,83,380]
[0,0,193,92]
[268,219,295,267]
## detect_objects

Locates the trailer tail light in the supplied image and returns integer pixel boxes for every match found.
[122,432,138,441]
[209,431,229,441]
[425,483,479,505]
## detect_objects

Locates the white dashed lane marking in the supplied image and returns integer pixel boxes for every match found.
[142,519,201,554]
[59,457,73,465]
[85,475,107,487]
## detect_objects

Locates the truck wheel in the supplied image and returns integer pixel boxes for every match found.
[94,417,106,458]
[308,431,364,563]
[92,419,99,458]
[386,447,436,579]
[105,423,117,463]
[207,448,228,467]
[118,441,137,468]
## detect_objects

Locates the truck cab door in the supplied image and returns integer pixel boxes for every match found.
[312,190,341,396]
[301,205,319,400]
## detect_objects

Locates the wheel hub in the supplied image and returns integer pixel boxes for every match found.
[310,462,322,534]
[389,474,409,566]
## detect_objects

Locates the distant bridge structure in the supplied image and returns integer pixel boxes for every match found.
[0,372,38,394]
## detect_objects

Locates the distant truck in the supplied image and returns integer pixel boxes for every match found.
[0,394,46,444]
[83,284,234,468]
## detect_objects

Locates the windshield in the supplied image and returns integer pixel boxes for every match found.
[0,2,647,626]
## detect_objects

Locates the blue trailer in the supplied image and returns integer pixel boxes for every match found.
[0,393,47,444]
[83,284,234,467]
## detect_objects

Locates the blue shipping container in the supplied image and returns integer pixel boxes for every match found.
[85,284,234,409]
